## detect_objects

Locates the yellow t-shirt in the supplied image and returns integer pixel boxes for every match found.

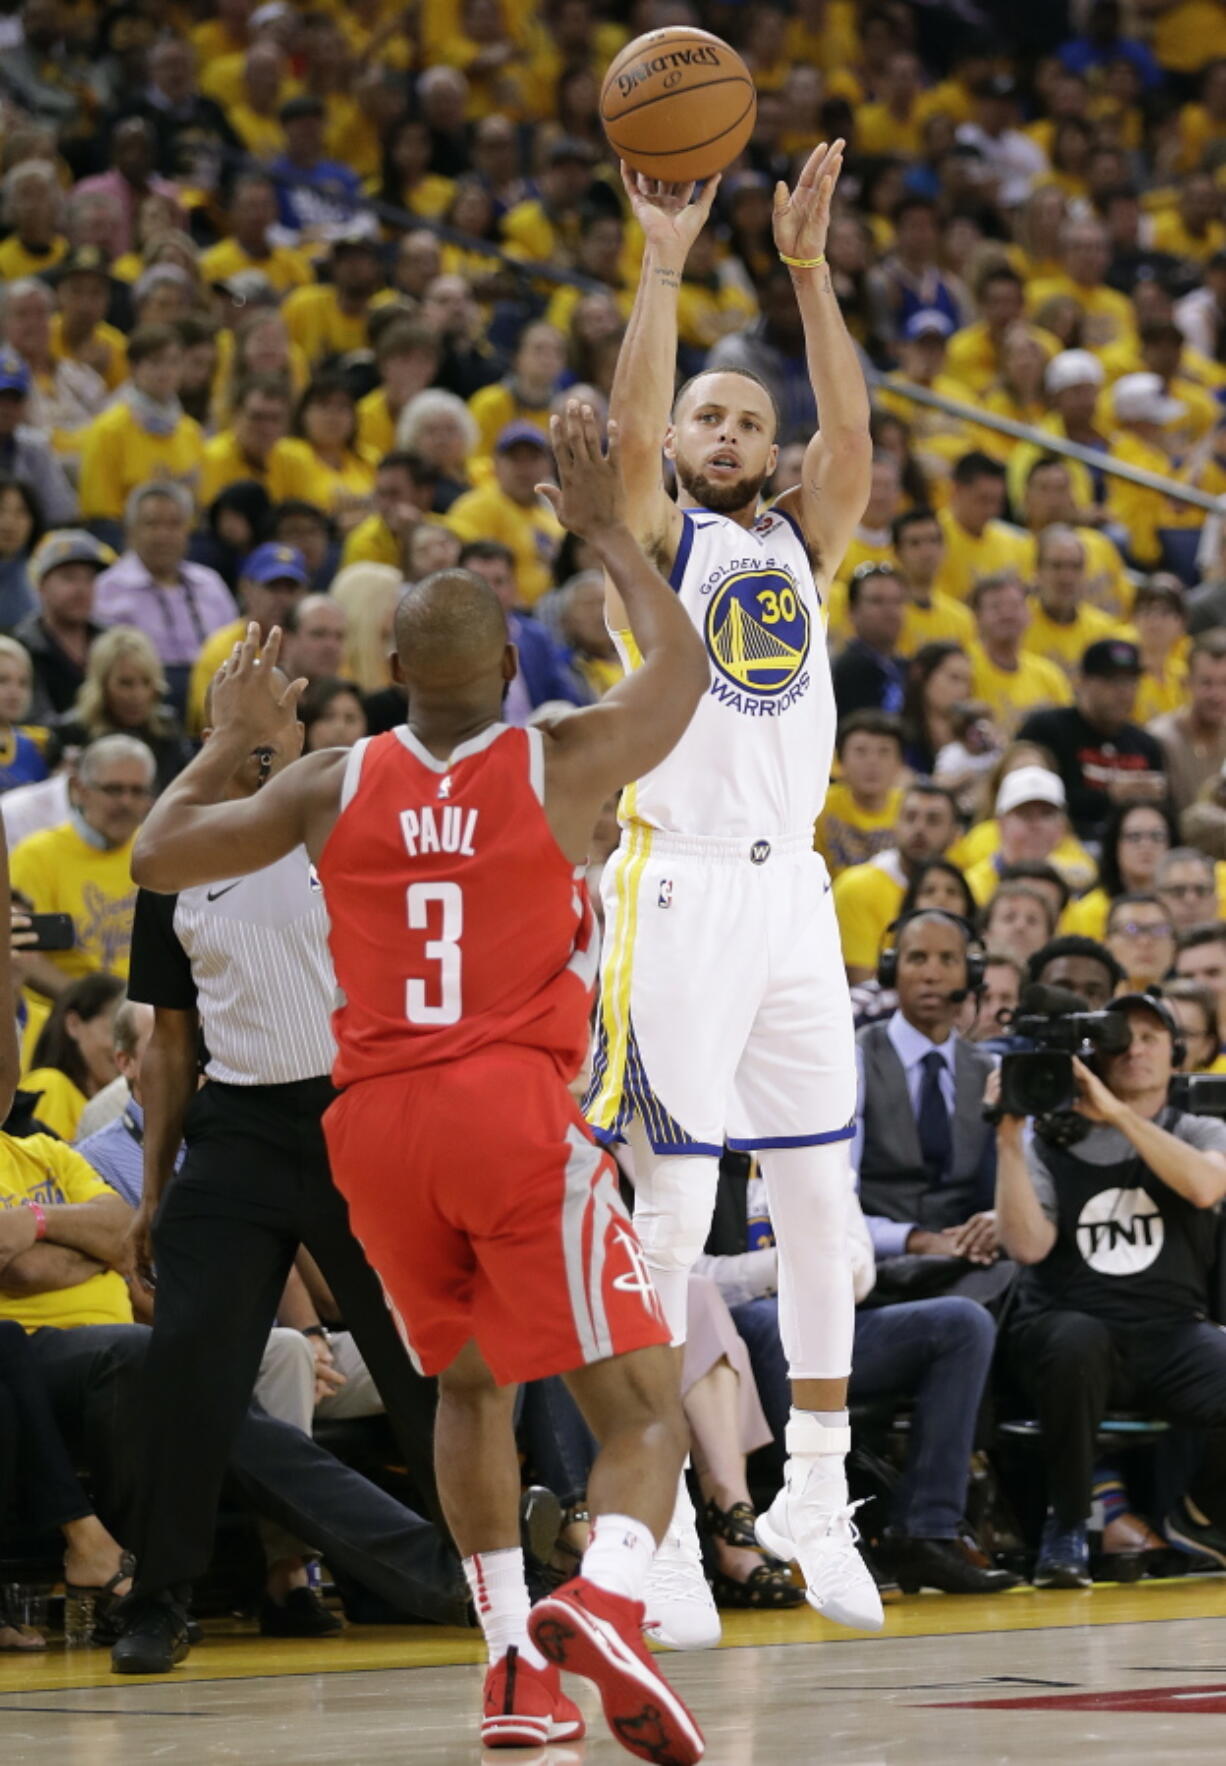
[855,103,922,158]
[10,822,136,981]
[1134,655,1190,723]
[1176,100,1226,172]
[467,382,552,464]
[949,820,1096,893]
[826,533,893,640]
[282,285,373,365]
[356,387,398,460]
[189,620,244,734]
[674,277,757,352]
[273,439,376,514]
[900,592,976,656]
[1152,0,1226,73]
[815,785,904,879]
[21,1067,87,1142]
[1151,210,1226,264]
[1026,274,1136,349]
[1106,432,1176,567]
[831,853,907,973]
[49,314,128,392]
[199,431,330,508]
[1061,886,1110,940]
[77,403,205,523]
[0,1134,132,1332]
[967,642,1072,733]
[1022,599,1124,676]
[444,482,562,607]
[199,237,313,296]
[0,235,67,281]
[934,510,1031,602]
[341,512,400,570]
[226,101,286,162]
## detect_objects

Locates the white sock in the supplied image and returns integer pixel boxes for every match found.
[462,1548,546,1669]
[582,1513,656,1603]
[786,1408,851,1500]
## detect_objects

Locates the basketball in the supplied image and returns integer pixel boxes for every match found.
[600,28,757,185]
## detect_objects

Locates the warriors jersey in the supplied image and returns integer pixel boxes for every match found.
[614,505,833,840]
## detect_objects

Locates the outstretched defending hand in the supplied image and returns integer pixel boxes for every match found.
[211,624,307,746]
[773,138,844,263]
[536,401,626,540]
[620,162,721,262]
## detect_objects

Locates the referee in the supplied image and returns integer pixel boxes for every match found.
[111,676,440,1674]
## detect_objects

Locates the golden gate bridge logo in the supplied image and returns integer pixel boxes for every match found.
[706,569,810,695]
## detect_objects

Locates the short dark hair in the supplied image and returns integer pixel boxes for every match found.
[953,450,1006,487]
[1177,921,1226,954]
[892,194,937,226]
[999,860,1072,914]
[1107,890,1174,933]
[377,448,434,483]
[375,320,440,365]
[127,322,181,365]
[847,561,904,608]
[891,506,940,547]
[976,264,1024,298]
[902,779,960,819]
[1190,629,1226,666]
[459,539,515,570]
[267,499,334,538]
[234,372,293,409]
[835,708,904,755]
[1028,933,1124,990]
[1025,453,1070,486]
[672,366,781,436]
[968,569,1024,612]
[983,881,1057,936]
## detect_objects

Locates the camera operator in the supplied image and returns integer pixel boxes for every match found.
[993,994,1226,1588]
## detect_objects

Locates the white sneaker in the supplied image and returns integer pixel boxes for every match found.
[643,1483,722,1651]
[755,1459,884,1633]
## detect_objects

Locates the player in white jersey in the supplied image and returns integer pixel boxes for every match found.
[585,142,883,1639]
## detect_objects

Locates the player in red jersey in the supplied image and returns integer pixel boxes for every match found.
[133,404,711,1766]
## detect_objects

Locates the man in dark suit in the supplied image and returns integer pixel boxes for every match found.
[832,564,907,721]
[855,910,1000,1269]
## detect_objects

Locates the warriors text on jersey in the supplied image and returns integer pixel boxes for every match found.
[317,722,599,1087]
[611,505,835,840]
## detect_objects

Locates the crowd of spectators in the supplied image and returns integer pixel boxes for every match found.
[4,0,1226,1646]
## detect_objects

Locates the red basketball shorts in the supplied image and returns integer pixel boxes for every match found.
[323,1045,670,1385]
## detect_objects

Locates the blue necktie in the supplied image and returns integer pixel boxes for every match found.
[917,1049,953,1184]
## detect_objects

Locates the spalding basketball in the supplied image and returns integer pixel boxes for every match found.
[600,28,757,185]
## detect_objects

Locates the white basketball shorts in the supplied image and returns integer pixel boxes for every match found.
[584,827,857,1156]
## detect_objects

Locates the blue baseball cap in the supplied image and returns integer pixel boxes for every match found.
[240,542,309,586]
[495,420,552,454]
[0,348,31,396]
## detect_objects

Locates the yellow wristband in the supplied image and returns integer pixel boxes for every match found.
[779,251,826,269]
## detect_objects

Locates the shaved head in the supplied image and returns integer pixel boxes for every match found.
[394,569,509,689]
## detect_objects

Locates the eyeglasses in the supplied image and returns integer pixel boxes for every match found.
[1119,829,1168,844]
[1160,882,1215,899]
[87,782,154,801]
[1111,920,1174,940]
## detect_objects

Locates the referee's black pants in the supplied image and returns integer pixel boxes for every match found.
[133,1076,441,1602]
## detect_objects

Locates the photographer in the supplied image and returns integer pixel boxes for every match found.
[994,994,1226,1588]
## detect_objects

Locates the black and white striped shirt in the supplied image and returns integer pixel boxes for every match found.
[128,848,337,1086]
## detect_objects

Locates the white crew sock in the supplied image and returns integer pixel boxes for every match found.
[462,1548,546,1669]
[581,1513,656,1603]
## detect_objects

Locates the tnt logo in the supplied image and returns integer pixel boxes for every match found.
[1076,1187,1164,1275]
[658,879,674,909]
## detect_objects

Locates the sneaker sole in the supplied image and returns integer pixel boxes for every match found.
[1163,1518,1226,1569]
[754,1510,885,1634]
[529,1595,705,1765]
[1033,1567,1093,1589]
[481,1712,585,1747]
[110,1636,190,1675]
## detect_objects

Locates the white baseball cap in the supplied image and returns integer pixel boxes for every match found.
[1112,371,1186,426]
[1044,349,1105,395]
[995,765,1067,817]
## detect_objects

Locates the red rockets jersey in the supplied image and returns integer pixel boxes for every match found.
[318,722,599,1088]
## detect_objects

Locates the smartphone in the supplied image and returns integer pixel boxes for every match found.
[28,913,74,951]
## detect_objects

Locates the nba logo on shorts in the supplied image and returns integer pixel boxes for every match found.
[658,879,674,909]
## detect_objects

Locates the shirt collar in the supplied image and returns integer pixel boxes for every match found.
[888,1010,957,1071]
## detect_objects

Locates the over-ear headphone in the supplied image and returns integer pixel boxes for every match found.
[877,908,988,995]
[1103,989,1187,1070]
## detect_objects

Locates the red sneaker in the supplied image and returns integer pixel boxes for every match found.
[528,1577,705,1765]
[481,1645,586,1749]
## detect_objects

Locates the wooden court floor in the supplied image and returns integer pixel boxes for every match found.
[3,1577,1226,1762]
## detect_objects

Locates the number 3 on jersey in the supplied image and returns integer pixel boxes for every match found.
[406,881,462,1025]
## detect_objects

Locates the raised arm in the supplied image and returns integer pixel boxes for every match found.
[131,629,345,891]
[537,404,709,860]
[609,167,721,560]
[771,142,873,581]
